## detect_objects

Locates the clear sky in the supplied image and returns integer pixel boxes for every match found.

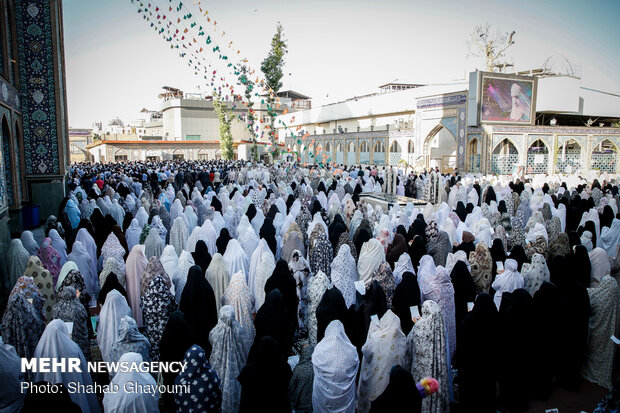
[63,0,620,128]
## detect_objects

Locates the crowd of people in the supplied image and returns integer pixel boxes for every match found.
[1,158,620,413]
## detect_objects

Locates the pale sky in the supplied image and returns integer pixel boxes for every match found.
[63,0,620,128]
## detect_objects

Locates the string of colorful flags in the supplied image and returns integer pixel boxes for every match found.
[128,0,331,164]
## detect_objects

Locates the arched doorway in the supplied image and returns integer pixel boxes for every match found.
[555,139,582,174]
[407,139,415,165]
[526,139,548,174]
[324,142,332,164]
[389,140,402,166]
[359,140,370,165]
[172,148,184,160]
[197,149,208,160]
[467,138,481,173]
[335,142,344,165]
[373,140,386,165]
[347,141,356,166]
[1,117,13,206]
[145,149,161,161]
[424,125,456,172]
[114,149,128,161]
[491,138,519,175]
[591,139,618,173]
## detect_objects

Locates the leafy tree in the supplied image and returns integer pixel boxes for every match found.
[468,23,516,72]
[239,65,259,162]
[212,93,234,160]
[261,22,288,159]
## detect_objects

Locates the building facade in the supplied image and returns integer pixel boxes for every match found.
[0,0,70,295]
[278,76,620,176]
[69,128,93,162]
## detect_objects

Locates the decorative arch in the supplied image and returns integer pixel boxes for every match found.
[555,138,582,174]
[335,141,344,165]
[373,139,386,165]
[526,139,548,174]
[347,141,356,166]
[407,139,414,153]
[424,124,456,171]
[467,137,481,173]
[359,139,370,165]
[491,138,519,175]
[1,115,13,206]
[591,139,618,173]
[390,141,402,153]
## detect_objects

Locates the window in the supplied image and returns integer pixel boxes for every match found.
[407,140,414,153]
[360,141,369,152]
[374,140,385,153]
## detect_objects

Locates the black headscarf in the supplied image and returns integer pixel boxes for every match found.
[259,217,278,256]
[216,228,232,254]
[484,186,497,205]
[192,240,212,274]
[264,260,299,332]
[391,272,421,336]
[601,205,615,229]
[449,261,477,327]
[508,244,527,271]
[408,218,427,244]
[246,203,257,222]
[497,289,534,412]
[354,280,387,350]
[328,215,347,253]
[179,265,218,357]
[210,196,222,213]
[454,293,498,413]
[455,201,467,223]
[253,289,294,360]
[98,273,127,306]
[353,227,373,258]
[549,255,590,391]
[159,311,198,411]
[369,365,421,413]
[310,199,323,217]
[238,336,293,413]
[316,286,351,343]
[285,194,295,214]
[408,236,427,269]
[386,234,408,270]
[498,200,507,214]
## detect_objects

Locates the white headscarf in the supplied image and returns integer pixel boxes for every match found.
[222,271,255,348]
[184,205,198,233]
[205,253,230,312]
[125,245,147,327]
[174,250,195,304]
[208,305,248,413]
[0,336,25,412]
[20,231,39,255]
[103,352,158,412]
[185,226,208,254]
[252,250,276,311]
[169,216,189,256]
[491,258,524,309]
[159,245,178,296]
[590,247,611,288]
[200,219,218,255]
[34,320,101,412]
[135,206,149,229]
[600,219,620,258]
[392,252,415,288]
[312,320,359,413]
[48,229,67,265]
[125,218,142,252]
[357,310,407,413]
[222,239,249,281]
[75,228,97,270]
[308,270,330,346]
[330,245,358,308]
[55,261,79,292]
[97,290,132,362]
[7,239,30,287]
[521,253,549,296]
[357,239,385,284]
